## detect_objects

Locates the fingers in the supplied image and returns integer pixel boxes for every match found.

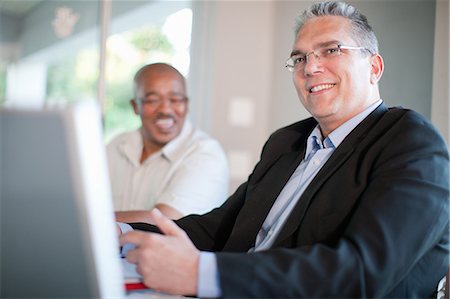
[119,231,152,264]
[149,208,187,239]
[124,246,139,264]
[119,230,149,247]
[119,228,166,254]
[117,223,122,237]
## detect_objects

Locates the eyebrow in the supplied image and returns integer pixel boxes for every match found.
[143,91,186,98]
[143,91,158,98]
[290,40,342,57]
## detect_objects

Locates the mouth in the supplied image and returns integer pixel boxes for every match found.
[309,83,336,94]
[155,118,175,130]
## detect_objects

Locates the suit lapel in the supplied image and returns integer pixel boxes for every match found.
[222,120,320,251]
[223,149,305,251]
[273,103,389,246]
[274,141,356,244]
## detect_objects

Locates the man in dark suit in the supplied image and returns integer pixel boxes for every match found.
[119,1,449,297]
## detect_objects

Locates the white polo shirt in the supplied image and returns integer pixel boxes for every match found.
[106,120,229,216]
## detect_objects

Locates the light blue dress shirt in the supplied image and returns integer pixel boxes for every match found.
[197,99,383,298]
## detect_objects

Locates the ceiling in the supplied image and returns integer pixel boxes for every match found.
[0,0,42,17]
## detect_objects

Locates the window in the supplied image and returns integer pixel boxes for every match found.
[0,0,192,140]
[103,5,192,140]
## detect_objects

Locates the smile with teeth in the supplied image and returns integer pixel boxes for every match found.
[155,118,174,129]
[310,83,335,93]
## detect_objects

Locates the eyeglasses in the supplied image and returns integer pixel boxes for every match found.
[138,95,187,109]
[285,44,371,72]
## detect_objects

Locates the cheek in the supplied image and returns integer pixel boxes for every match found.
[293,74,301,88]
[174,107,188,119]
[346,73,368,98]
[293,76,307,97]
[141,110,157,123]
[347,63,371,88]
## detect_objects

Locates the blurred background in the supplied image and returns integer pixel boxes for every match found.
[1,0,448,192]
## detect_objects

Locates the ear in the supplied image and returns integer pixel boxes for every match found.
[130,99,139,115]
[369,54,384,84]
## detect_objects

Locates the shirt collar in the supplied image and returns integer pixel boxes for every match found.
[118,119,194,166]
[305,99,383,159]
[303,127,325,161]
[116,130,140,167]
[160,119,194,162]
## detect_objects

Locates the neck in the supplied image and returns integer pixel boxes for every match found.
[140,146,158,164]
[319,96,381,137]
[140,134,163,164]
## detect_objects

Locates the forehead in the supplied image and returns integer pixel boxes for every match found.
[136,69,185,93]
[294,16,354,50]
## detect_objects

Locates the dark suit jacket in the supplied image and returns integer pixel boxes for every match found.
[131,104,450,298]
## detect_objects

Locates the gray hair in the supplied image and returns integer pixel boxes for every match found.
[294,1,379,54]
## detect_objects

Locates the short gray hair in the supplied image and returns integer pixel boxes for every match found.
[294,1,379,54]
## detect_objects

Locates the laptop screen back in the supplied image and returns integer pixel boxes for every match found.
[0,101,125,298]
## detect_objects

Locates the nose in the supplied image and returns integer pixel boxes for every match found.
[303,53,323,76]
[157,98,173,112]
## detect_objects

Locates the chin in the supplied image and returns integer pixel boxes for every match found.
[155,134,177,145]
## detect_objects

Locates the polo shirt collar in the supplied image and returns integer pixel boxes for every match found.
[160,119,193,162]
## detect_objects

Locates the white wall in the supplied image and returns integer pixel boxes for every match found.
[190,1,275,191]
[431,0,450,143]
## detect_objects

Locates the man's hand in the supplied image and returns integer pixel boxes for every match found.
[119,208,199,296]
[117,223,122,237]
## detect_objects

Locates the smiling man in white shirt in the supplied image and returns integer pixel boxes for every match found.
[107,63,229,222]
